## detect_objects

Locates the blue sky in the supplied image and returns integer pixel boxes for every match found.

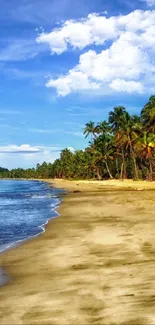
[0,0,155,168]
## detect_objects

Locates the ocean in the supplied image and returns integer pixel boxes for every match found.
[0,180,64,253]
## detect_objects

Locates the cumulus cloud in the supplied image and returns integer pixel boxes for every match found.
[46,70,100,96]
[36,12,119,54]
[38,10,155,96]
[45,40,154,95]
[109,79,144,93]
[36,10,155,54]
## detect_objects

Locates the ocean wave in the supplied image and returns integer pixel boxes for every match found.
[0,180,64,255]
[31,195,48,199]
[50,198,61,208]
[0,242,14,253]
[0,208,60,254]
[0,202,61,255]
[31,194,59,199]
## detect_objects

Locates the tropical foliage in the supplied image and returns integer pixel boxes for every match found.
[0,96,155,181]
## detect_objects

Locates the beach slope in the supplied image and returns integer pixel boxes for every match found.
[1,180,155,324]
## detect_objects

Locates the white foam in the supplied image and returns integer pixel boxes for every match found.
[31,195,47,199]
[0,198,61,255]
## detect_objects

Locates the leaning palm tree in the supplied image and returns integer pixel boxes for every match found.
[141,95,155,133]
[83,121,96,142]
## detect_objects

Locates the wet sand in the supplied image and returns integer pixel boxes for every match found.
[1,180,155,324]
[0,268,9,286]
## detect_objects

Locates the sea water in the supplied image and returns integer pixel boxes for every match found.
[0,180,64,253]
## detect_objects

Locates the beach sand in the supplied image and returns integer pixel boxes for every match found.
[1,179,155,324]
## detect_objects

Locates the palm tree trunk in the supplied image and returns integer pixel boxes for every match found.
[129,139,138,180]
[96,167,102,180]
[116,157,119,177]
[132,150,139,180]
[123,160,127,179]
[120,161,124,179]
[149,160,153,181]
[120,149,125,179]
[105,161,113,179]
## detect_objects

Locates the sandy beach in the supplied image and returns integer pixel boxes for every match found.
[1,179,155,324]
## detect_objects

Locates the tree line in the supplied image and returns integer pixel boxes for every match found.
[0,96,155,181]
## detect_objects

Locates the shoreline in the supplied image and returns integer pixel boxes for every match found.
[0,180,64,287]
[1,178,155,191]
[0,181,64,256]
[1,180,155,324]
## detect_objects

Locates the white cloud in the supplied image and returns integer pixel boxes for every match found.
[0,144,78,168]
[36,12,118,54]
[0,144,72,169]
[0,151,60,169]
[142,0,155,7]
[0,144,40,154]
[46,70,100,96]
[67,146,75,152]
[0,144,66,154]
[41,9,155,96]
[36,10,155,54]
[109,79,144,93]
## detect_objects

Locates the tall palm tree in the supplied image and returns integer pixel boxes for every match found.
[118,112,139,180]
[85,145,102,180]
[109,106,127,179]
[109,106,126,135]
[92,134,114,179]
[83,121,96,142]
[141,96,155,133]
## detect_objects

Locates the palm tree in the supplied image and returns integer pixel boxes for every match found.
[60,148,74,178]
[141,96,155,133]
[83,121,96,142]
[118,113,139,180]
[4,95,155,181]
[109,106,126,135]
[109,106,127,179]
[85,145,102,180]
[95,120,111,135]
[93,134,114,179]
[135,131,155,181]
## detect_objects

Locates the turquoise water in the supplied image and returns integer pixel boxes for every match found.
[0,180,64,253]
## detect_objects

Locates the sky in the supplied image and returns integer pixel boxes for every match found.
[0,0,155,169]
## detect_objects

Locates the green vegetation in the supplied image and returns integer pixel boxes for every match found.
[0,96,155,181]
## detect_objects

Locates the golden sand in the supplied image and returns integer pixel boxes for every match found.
[0,179,155,324]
